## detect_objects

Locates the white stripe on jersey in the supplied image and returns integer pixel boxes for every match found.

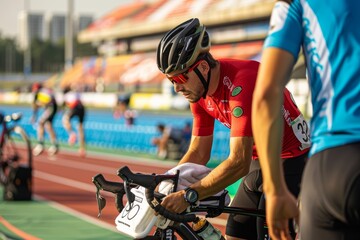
[302,0,334,130]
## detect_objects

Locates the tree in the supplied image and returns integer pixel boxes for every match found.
[0,35,97,73]
[0,35,23,73]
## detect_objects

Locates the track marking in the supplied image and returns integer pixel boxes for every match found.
[35,158,155,175]
[0,216,42,240]
[35,171,98,192]
[33,195,118,233]
[47,155,57,161]
[35,153,171,174]
[46,149,178,168]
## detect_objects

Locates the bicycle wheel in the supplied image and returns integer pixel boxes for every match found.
[2,125,32,166]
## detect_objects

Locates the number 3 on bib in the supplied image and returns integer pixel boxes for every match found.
[291,114,311,151]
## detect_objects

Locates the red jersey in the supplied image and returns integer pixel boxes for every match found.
[63,91,82,109]
[191,59,310,159]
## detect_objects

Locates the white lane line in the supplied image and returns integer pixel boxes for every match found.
[59,149,178,167]
[35,156,161,175]
[35,158,125,175]
[35,171,96,192]
[34,195,118,233]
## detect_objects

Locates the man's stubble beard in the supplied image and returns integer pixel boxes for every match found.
[187,88,205,103]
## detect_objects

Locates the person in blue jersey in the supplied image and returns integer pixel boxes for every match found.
[252,0,360,239]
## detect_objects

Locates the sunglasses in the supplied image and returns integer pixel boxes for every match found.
[166,61,202,84]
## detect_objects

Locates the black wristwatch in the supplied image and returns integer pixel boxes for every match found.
[184,187,199,205]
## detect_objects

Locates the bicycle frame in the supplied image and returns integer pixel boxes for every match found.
[0,117,9,150]
[0,113,22,157]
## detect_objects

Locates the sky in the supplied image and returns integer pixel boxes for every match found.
[0,0,132,38]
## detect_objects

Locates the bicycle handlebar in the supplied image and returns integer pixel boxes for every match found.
[93,166,265,223]
[93,174,124,193]
[92,174,127,214]
[117,166,197,223]
[92,173,167,215]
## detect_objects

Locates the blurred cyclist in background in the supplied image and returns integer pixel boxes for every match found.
[151,122,191,159]
[113,94,137,127]
[252,1,360,239]
[156,18,309,239]
[31,82,59,156]
[62,85,86,157]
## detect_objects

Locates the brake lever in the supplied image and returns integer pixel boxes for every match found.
[95,187,107,218]
[124,180,135,210]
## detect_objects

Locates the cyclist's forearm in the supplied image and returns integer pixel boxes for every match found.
[253,105,287,195]
[255,114,287,196]
[178,145,211,166]
[192,157,249,200]
[252,49,291,195]
[178,135,213,166]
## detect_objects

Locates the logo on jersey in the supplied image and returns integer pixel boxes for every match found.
[282,105,292,126]
[231,86,242,97]
[232,107,243,118]
[223,76,235,92]
[206,100,214,111]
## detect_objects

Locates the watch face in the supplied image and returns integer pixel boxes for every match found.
[186,189,198,204]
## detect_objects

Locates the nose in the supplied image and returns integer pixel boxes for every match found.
[173,82,184,93]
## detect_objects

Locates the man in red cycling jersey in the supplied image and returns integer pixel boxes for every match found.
[156,18,310,239]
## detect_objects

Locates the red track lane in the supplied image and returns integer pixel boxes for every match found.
[28,149,228,236]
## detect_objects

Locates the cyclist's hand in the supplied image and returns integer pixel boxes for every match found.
[265,190,298,240]
[159,190,189,214]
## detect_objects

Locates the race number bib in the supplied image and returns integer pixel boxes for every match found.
[291,114,311,151]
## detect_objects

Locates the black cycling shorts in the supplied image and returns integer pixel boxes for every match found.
[39,102,57,124]
[226,153,307,239]
[300,141,360,239]
[64,103,85,123]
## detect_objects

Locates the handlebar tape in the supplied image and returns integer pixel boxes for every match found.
[118,166,158,189]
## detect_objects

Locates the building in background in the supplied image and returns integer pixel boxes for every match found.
[77,15,93,33]
[18,11,93,47]
[48,14,66,44]
[18,11,44,49]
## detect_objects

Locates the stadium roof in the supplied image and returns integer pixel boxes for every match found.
[78,0,275,43]
[56,40,264,88]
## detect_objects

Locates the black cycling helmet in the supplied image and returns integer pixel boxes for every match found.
[156,18,210,75]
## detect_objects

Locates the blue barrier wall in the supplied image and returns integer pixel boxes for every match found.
[0,105,230,161]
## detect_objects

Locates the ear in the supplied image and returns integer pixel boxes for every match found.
[199,61,209,74]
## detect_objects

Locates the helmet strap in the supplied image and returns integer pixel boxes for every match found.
[194,67,211,99]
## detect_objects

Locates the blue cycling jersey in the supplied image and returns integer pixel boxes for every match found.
[264,0,360,156]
